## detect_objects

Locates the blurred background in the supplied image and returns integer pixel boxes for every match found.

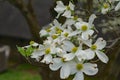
[0,0,120,80]
[0,0,53,80]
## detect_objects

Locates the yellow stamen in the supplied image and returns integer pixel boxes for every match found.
[45,48,51,54]
[56,30,62,34]
[52,35,58,39]
[73,16,78,21]
[76,64,83,70]
[61,58,65,62]
[91,45,97,50]
[81,25,88,31]
[46,28,51,32]
[64,32,69,37]
[72,47,78,53]
[66,6,70,10]
[103,3,109,9]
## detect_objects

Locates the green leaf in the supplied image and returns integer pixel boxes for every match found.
[17,46,34,57]
[17,46,26,56]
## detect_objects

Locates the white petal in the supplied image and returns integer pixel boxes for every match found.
[95,38,106,49]
[69,2,75,10]
[54,1,66,13]
[82,39,92,47]
[60,64,71,79]
[62,11,72,18]
[63,19,75,27]
[73,72,84,80]
[101,8,109,14]
[41,55,52,64]
[115,1,120,11]
[53,19,61,27]
[84,49,95,60]
[31,50,44,59]
[53,58,62,63]
[81,32,89,40]
[39,29,48,37]
[75,22,81,29]
[88,14,96,26]
[76,50,87,61]
[49,63,62,71]
[96,50,109,63]
[63,53,75,61]
[62,40,74,51]
[83,63,98,75]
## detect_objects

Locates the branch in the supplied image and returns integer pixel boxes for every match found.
[8,0,41,42]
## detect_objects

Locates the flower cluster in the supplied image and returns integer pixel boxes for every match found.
[18,1,109,80]
[101,0,120,14]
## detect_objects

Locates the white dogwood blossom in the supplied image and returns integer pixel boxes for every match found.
[18,1,110,80]
[72,62,98,80]
[84,38,109,63]
[54,1,75,18]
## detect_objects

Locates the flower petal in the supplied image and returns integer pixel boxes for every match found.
[54,1,66,13]
[73,72,84,80]
[88,14,96,26]
[84,49,95,60]
[41,55,52,64]
[115,1,120,11]
[62,40,74,51]
[96,50,109,63]
[83,63,98,75]
[95,38,106,49]
[62,10,72,18]
[63,53,75,61]
[31,50,44,61]
[49,62,62,71]
[69,2,75,10]
[60,64,71,79]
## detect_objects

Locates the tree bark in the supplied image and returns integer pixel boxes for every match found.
[8,0,41,42]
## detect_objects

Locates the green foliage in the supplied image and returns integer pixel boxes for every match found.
[17,46,34,57]
[0,64,41,80]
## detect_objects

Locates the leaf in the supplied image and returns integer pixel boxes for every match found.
[17,46,34,57]
[17,46,26,56]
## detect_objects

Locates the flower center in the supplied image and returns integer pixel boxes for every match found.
[81,25,88,31]
[56,29,62,34]
[91,45,97,50]
[52,35,58,39]
[55,27,63,34]
[72,47,78,53]
[45,48,51,54]
[103,3,109,9]
[61,58,65,62]
[64,32,69,37]
[66,6,70,10]
[76,64,83,70]
[46,28,51,32]
[73,16,78,21]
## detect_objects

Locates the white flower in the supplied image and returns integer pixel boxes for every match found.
[72,62,98,80]
[101,3,110,14]
[75,22,94,40]
[31,44,45,61]
[54,1,75,18]
[62,40,95,61]
[84,38,109,63]
[75,14,96,40]
[49,58,75,79]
